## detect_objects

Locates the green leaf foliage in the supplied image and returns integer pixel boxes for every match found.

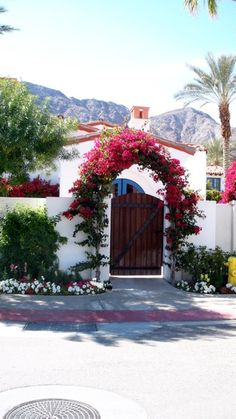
[0,205,67,277]
[175,243,236,290]
[0,79,75,181]
[206,188,222,202]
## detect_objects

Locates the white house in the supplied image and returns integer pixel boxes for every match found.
[27,106,207,278]
[59,106,207,199]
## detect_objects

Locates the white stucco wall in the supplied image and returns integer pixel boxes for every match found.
[30,164,60,185]
[128,117,150,131]
[59,139,206,198]
[185,150,207,197]
[186,200,236,253]
[187,201,216,249]
[215,202,236,252]
[166,147,206,198]
[47,197,111,280]
[59,143,87,196]
[59,158,81,197]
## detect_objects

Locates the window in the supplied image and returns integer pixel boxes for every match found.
[207,177,221,191]
[112,179,144,196]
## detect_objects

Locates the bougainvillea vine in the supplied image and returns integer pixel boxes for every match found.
[0,176,59,197]
[220,161,236,203]
[64,127,203,280]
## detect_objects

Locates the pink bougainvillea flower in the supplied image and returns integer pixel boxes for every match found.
[64,127,202,255]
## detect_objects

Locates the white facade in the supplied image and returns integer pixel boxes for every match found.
[58,106,206,197]
[59,140,207,199]
[31,107,207,199]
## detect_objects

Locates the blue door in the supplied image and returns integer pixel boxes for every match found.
[112,178,144,196]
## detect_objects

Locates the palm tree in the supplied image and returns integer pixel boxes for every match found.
[204,137,236,166]
[204,138,223,166]
[175,53,236,178]
[0,7,15,34]
[184,0,218,16]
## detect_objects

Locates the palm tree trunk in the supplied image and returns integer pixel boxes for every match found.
[223,137,230,180]
[219,102,231,179]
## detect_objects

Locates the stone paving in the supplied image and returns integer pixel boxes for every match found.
[0,277,235,323]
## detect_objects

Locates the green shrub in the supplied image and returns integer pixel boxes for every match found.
[42,265,82,285]
[0,205,67,278]
[206,189,222,202]
[175,243,235,290]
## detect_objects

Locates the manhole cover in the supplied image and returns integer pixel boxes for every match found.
[4,398,101,419]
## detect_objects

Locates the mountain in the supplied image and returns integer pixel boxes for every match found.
[150,107,221,144]
[150,107,236,144]
[25,82,130,124]
[25,81,236,144]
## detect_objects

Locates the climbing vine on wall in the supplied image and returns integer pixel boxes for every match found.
[63,127,203,280]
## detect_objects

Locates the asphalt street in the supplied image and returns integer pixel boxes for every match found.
[0,319,236,419]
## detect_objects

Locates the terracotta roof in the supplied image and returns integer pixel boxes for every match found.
[85,120,118,128]
[206,165,223,176]
[66,121,198,155]
[182,143,207,152]
[152,136,196,155]
[131,106,150,111]
[67,132,100,145]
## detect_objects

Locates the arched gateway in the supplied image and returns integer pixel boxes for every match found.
[64,128,202,281]
[110,193,163,275]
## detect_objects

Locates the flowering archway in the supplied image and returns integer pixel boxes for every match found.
[64,127,203,281]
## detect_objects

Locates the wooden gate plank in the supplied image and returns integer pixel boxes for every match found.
[113,202,163,266]
[110,193,164,276]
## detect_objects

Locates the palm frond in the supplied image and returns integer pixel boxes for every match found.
[184,0,199,14]
[184,0,217,16]
[175,53,236,108]
[207,0,218,16]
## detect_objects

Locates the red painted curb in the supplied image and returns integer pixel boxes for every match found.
[0,308,235,323]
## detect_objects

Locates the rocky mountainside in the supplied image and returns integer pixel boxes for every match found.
[150,107,221,144]
[25,82,130,124]
[150,108,236,144]
[25,81,236,143]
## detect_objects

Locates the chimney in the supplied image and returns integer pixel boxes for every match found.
[129,106,150,132]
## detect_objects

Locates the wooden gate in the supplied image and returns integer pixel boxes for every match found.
[110,193,164,275]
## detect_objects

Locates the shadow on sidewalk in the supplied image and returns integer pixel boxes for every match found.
[0,277,236,345]
[1,277,235,311]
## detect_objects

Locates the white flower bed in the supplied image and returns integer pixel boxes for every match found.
[0,276,110,295]
[226,283,236,293]
[176,274,216,294]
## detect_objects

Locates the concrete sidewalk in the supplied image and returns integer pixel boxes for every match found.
[0,277,235,323]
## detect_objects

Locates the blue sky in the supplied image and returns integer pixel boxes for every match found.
[1,0,236,124]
